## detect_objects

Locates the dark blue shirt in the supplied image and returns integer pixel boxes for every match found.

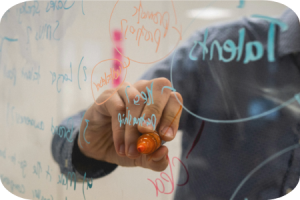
[52,9,300,200]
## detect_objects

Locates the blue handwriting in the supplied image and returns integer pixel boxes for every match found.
[189,15,287,64]
[18,160,27,178]
[0,37,18,53]
[0,174,25,194]
[57,172,76,190]
[50,56,87,93]
[125,82,154,105]
[81,0,85,15]
[32,189,53,200]
[118,109,156,131]
[57,172,92,200]
[46,0,75,12]
[237,0,245,8]
[35,20,60,41]
[21,66,40,83]
[9,154,16,165]
[50,63,72,93]
[15,112,45,130]
[51,117,74,142]
[3,66,16,86]
[33,162,42,178]
[46,165,52,182]
[17,0,40,24]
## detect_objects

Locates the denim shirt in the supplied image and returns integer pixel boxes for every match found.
[52,9,300,200]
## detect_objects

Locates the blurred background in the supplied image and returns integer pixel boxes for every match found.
[0,1,288,200]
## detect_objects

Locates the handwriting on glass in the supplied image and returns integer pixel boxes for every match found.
[50,56,87,93]
[57,172,92,200]
[148,156,189,197]
[189,16,287,64]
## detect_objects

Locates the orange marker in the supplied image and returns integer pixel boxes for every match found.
[137,131,161,154]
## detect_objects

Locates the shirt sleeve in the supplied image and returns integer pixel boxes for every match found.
[51,110,118,180]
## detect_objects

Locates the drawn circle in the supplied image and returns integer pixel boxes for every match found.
[230,144,300,200]
[109,0,182,64]
[91,58,128,105]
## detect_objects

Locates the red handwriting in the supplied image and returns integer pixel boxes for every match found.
[93,66,122,90]
[186,121,205,159]
[148,156,189,197]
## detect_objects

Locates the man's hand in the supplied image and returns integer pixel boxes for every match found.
[78,78,183,172]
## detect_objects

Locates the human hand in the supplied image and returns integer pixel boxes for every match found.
[78,78,183,172]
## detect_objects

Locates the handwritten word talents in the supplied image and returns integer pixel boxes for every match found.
[189,16,288,64]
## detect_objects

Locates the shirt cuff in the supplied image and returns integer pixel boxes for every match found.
[71,129,118,179]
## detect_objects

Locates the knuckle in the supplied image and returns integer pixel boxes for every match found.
[100,89,113,98]
[123,81,131,86]
[135,80,147,86]
[162,113,178,124]
[170,92,183,103]
[145,103,162,117]
[119,82,130,91]
[114,103,126,113]
[155,77,171,89]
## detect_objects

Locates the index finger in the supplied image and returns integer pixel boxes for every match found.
[134,78,172,133]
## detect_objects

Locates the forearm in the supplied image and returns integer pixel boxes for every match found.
[51,110,118,180]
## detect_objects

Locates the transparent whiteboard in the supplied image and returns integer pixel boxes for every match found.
[1,1,300,200]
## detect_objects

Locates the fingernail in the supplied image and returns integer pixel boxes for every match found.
[128,144,138,156]
[162,127,173,139]
[119,144,125,155]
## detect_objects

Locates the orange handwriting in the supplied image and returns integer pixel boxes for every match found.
[132,0,170,37]
[121,19,161,52]
[93,66,122,91]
